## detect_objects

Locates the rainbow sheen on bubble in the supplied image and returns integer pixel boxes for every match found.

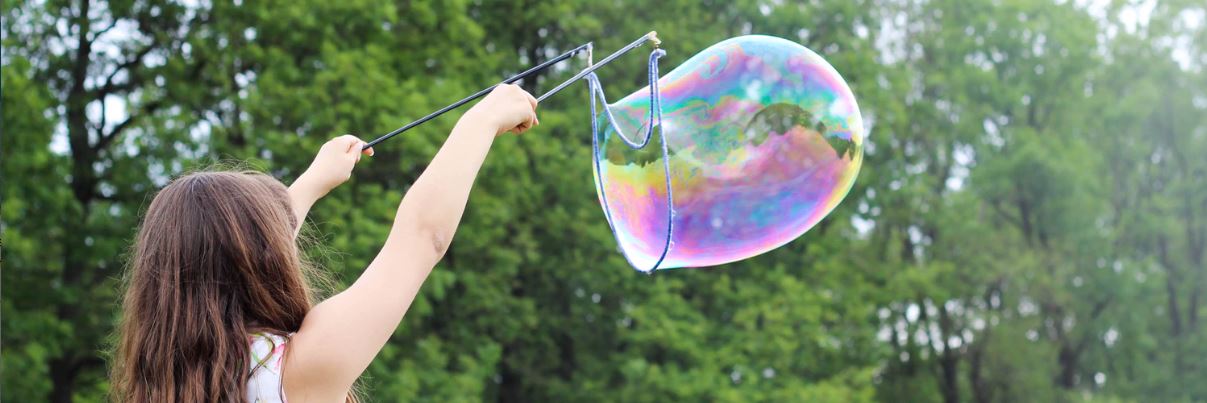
[593,35,864,271]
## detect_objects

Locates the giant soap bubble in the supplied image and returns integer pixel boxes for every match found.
[592,35,864,272]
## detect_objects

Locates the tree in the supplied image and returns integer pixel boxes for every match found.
[3,1,212,400]
[3,0,1204,401]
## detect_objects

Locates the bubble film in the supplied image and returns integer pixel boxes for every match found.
[594,35,864,271]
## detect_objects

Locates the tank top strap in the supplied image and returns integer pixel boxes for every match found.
[247,332,290,402]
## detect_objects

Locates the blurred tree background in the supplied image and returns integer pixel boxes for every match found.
[2,0,1205,401]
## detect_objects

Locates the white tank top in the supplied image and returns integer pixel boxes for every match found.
[247,333,290,402]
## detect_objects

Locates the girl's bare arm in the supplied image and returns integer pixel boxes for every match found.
[285,84,538,402]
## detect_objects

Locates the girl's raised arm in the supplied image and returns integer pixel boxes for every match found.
[285,84,538,402]
[288,136,374,236]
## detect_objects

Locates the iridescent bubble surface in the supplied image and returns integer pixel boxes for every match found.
[593,35,864,271]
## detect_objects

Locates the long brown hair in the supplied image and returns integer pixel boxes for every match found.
[112,171,318,402]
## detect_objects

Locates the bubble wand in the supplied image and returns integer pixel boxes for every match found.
[363,32,661,150]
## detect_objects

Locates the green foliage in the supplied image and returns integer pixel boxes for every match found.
[2,0,1204,402]
[2,55,69,402]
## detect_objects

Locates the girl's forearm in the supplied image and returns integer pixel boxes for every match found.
[389,118,497,261]
[287,135,370,236]
[287,178,322,237]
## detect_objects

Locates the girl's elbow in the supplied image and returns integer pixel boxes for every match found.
[405,219,451,261]
[426,227,452,259]
[392,201,451,262]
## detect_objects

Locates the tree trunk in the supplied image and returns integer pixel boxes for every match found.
[940,353,960,403]
[969,343,990,403]
[1159,236,1183,337]
[48,355,79,403]
[46,1,100,401]
[1057,345,1078,388]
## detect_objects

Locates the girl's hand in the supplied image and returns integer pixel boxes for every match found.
[293,135,374,200]
[465,84,539,135]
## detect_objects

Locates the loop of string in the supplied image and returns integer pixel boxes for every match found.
[588,48,673,273]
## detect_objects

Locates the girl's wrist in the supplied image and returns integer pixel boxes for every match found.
[462,107,506,136]
[290,171,327,201]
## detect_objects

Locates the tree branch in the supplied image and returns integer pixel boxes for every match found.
[96,42,156,97]
[88,17,121,42]
[93,98,164,152]
[1074,297,1112,354]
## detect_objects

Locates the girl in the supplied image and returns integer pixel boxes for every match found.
[112,84,540,402]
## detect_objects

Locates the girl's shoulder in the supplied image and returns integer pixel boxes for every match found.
[248,332,291,402]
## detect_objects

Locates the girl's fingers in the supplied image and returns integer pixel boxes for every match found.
[354,142,373,162]
[342,137,365,154]
[510,122,526,134]
[514,112,536,134]
[525,91,538,111]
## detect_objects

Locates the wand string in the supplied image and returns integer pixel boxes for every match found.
[587,47,671,273]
